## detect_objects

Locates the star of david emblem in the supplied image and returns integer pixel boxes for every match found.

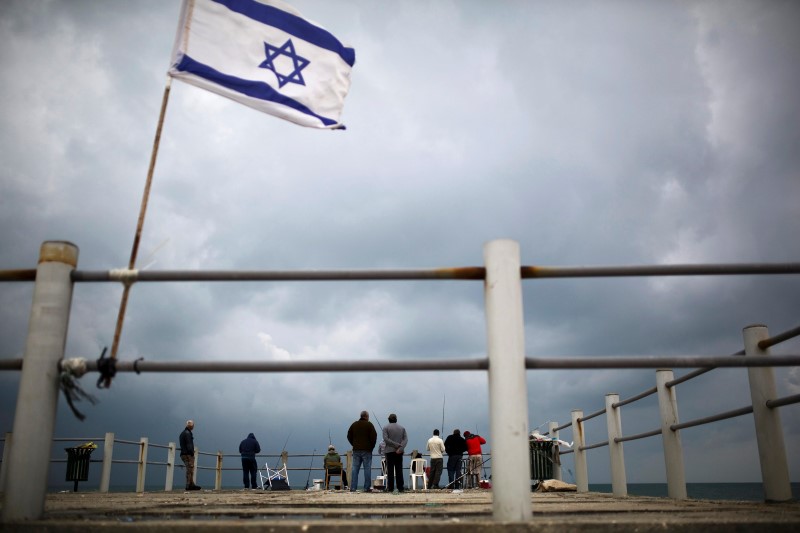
[258,38,309,88]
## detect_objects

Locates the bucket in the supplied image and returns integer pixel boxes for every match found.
[313,479,324,490]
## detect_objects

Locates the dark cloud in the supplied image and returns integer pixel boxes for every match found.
[1,1,798,489]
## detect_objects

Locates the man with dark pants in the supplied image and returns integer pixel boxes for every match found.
[347,410,378,492]
[382,413,408,493]
[179,420,201,491]
[444,428,466,489]
[239,432,261,489]
[426,429,445,489]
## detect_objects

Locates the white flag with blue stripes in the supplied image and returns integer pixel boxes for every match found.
[169,0,355,129]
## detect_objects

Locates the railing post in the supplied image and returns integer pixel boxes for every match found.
[280,450,288,470]
[743,325,791,502]
[605,394,627,497]
[215,451,223,491]
[136,437,149,493]
[2,241,78,522]
[99,432,114,493]
[656,369,687,499]
[165,442,176,491]
[0,433,11,493]
[193,449,199,485]
[484,239,531,522]
[346,450,352,488]
[547,422,562,481]
[571,410,588,493]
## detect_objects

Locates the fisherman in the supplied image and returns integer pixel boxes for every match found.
[238,432,261,490]
[323,444,348,488]
[383,413,408,493]
[463,431,486,489]
[179,420,201,491]
[347,410,378,492]
[444,428,467,489]
[426,429,446,489]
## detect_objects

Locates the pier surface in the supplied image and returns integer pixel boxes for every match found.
[2,488,799,532]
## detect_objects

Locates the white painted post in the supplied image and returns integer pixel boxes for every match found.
[605,394,627,497]
[2,241,78,522]
[548,422,562,481]
[656,369,687,499]
[484,239,532,522]
[743,325,792,502]
[99,432,114,493]
[165,442,176,491]
[215,451,223,491]
[136,437,149,493]
[193,449,198,485]
[571,410,588,493]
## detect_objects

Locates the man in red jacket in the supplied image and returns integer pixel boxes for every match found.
[463,431,486,489]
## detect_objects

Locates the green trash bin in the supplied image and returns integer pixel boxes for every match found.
[529,440,554,483]
[65,445,96,492]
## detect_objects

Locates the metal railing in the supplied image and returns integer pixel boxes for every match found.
[1,239,799,522]
[543,324,799,501]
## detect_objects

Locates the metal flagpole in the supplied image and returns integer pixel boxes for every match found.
[106,77,173,388]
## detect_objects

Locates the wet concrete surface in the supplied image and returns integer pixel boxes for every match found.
[2,488,799,532]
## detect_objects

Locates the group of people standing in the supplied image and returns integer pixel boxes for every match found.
[179,413,488,493]
[346,410,488,493]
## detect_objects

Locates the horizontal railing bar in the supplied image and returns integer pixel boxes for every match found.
[526,355,800,369]
[671,405,753,431]
[148,443,171,449]
[79,359,490,373]
[613,387,657,408]
[766,393,800,409]
[3,263,800,284]
[560,449,573,455]
[114,439,144,445]
[522,263,800,278]
[615,428,662,443]
[759,324,800,349]
[578,408,605,423]
[72,268,486,283]
[579,440,608,451]
[4,355,798,374]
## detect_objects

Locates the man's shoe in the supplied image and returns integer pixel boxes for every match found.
[189,484,202,490]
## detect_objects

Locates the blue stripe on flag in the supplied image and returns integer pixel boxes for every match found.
[211,0,356,67]
[175,54,340,128]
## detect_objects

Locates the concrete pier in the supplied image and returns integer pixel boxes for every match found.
[1,489,798,532]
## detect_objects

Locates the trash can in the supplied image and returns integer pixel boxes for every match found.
[529,440,554,483]
[65,444,96,492]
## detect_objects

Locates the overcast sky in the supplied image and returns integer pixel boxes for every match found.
[1,0,798,490]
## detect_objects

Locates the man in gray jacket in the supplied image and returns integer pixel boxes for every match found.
[382,413,408,493]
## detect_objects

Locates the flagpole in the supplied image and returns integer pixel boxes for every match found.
[106,77,173,388]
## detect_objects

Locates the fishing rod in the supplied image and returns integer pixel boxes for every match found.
[440,394,445,436]
[372,411,383,432]
[279,431,292,468]
[445,455,493,490]
[304,449,316,490]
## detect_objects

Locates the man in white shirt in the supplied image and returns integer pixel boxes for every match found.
[426,429,446,489]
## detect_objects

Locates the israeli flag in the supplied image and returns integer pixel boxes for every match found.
[169,0,356,129]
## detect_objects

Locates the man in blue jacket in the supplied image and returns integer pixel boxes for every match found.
[239,432,262,489]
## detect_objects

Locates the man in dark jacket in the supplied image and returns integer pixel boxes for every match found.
[347,410,377,492]
[239,432,262,489]
[444,428,467,489]
[179,420,201,491]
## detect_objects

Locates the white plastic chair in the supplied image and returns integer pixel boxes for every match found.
[409,458,427,490]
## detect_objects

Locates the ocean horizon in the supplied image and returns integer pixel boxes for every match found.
[50,482,800,502]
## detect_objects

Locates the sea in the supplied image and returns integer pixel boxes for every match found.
[55,482,800,502]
